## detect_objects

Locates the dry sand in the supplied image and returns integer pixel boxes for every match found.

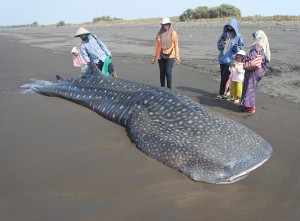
[0,21,299,220]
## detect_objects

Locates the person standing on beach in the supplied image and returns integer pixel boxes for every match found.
[227,50,246,104]
[74,27,118,78]
[240,30,271,113]
[216,18,244,99]
[151,17,181,89]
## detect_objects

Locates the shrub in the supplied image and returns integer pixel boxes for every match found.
[217,4,241,18]
[31,22,39,27]
[194,6,209,19]
[93,16,123,23]
[56,21,65,27]
[180,4,241,20]
[208,7,220,18]
[179,8,195,21]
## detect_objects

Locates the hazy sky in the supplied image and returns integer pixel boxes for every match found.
[2,0,299,26]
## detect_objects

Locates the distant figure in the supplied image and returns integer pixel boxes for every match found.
[227,50,246,104]
[216,18,244,99]
[74,27,117,78]
[151,17,181,89]
[240,30,271,113]
[71,47,88,76]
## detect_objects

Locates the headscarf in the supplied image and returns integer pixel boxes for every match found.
[157,25,173,50]
[253,30,271,62]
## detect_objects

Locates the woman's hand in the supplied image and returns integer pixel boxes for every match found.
[221,39,227,46]
[151,56,156,64]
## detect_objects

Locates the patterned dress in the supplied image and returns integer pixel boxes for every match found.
[241,44,266,111]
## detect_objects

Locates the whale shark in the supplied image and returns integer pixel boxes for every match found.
[27,61,272,184]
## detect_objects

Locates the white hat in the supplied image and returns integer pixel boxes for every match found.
[236,50,246,56]
[161,17,171,25]
[74,27,91,37]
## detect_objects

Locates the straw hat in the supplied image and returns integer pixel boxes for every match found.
[74,27,91,37]
[161,17,171,25]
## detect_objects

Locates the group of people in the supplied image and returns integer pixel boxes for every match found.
[71,17,270,114]
[71,17,180,89]
[216,18,271,113]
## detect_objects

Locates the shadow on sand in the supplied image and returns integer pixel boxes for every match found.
[176,86,242,113]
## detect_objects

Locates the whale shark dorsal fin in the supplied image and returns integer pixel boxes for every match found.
[56,75,64,81]
[84,59,104,77]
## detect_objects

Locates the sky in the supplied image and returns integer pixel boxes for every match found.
[1,0,299,26]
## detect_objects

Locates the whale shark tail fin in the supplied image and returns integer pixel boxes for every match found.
[20,79,53,94]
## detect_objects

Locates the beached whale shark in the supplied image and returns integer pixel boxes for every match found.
[27,61,272,184]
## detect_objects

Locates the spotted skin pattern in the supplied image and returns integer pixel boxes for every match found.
[32,62,272,184]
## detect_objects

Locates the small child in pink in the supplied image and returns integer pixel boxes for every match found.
[228,50,246,104]
[71,47,88,76]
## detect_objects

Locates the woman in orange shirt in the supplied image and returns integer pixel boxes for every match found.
[151,17,181,89]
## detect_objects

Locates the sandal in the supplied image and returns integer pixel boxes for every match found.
[215,95,227,100]
[215,95,222,99]
[241,108,255,113]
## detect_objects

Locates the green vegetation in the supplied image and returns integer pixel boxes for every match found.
[1,14,299,29]
[180,4,241,21]
[31,21,39,27]
[0,21,40,28]
[241,15,300,22]
[56,21,65,27]
[92,16,123,23]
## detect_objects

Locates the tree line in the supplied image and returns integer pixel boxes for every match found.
[179,4,241,21]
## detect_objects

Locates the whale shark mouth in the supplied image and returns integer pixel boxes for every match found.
[217,157,270,184]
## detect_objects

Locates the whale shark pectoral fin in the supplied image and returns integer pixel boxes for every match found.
[126,109,153,150]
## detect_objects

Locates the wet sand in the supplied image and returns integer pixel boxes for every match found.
[0,22,299,220]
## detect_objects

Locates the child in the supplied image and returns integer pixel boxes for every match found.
[228,50,246,104]
[71,47,88,76]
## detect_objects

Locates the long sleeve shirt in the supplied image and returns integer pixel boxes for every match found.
[229,61,245,82]
[153,30,180,60]
[79,35,111,63]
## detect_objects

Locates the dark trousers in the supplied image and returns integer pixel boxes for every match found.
[219,64,231,95]
[96,59,115,74]
[158,58,175,89]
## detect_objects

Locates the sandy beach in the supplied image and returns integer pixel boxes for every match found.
[0,21,299,220]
